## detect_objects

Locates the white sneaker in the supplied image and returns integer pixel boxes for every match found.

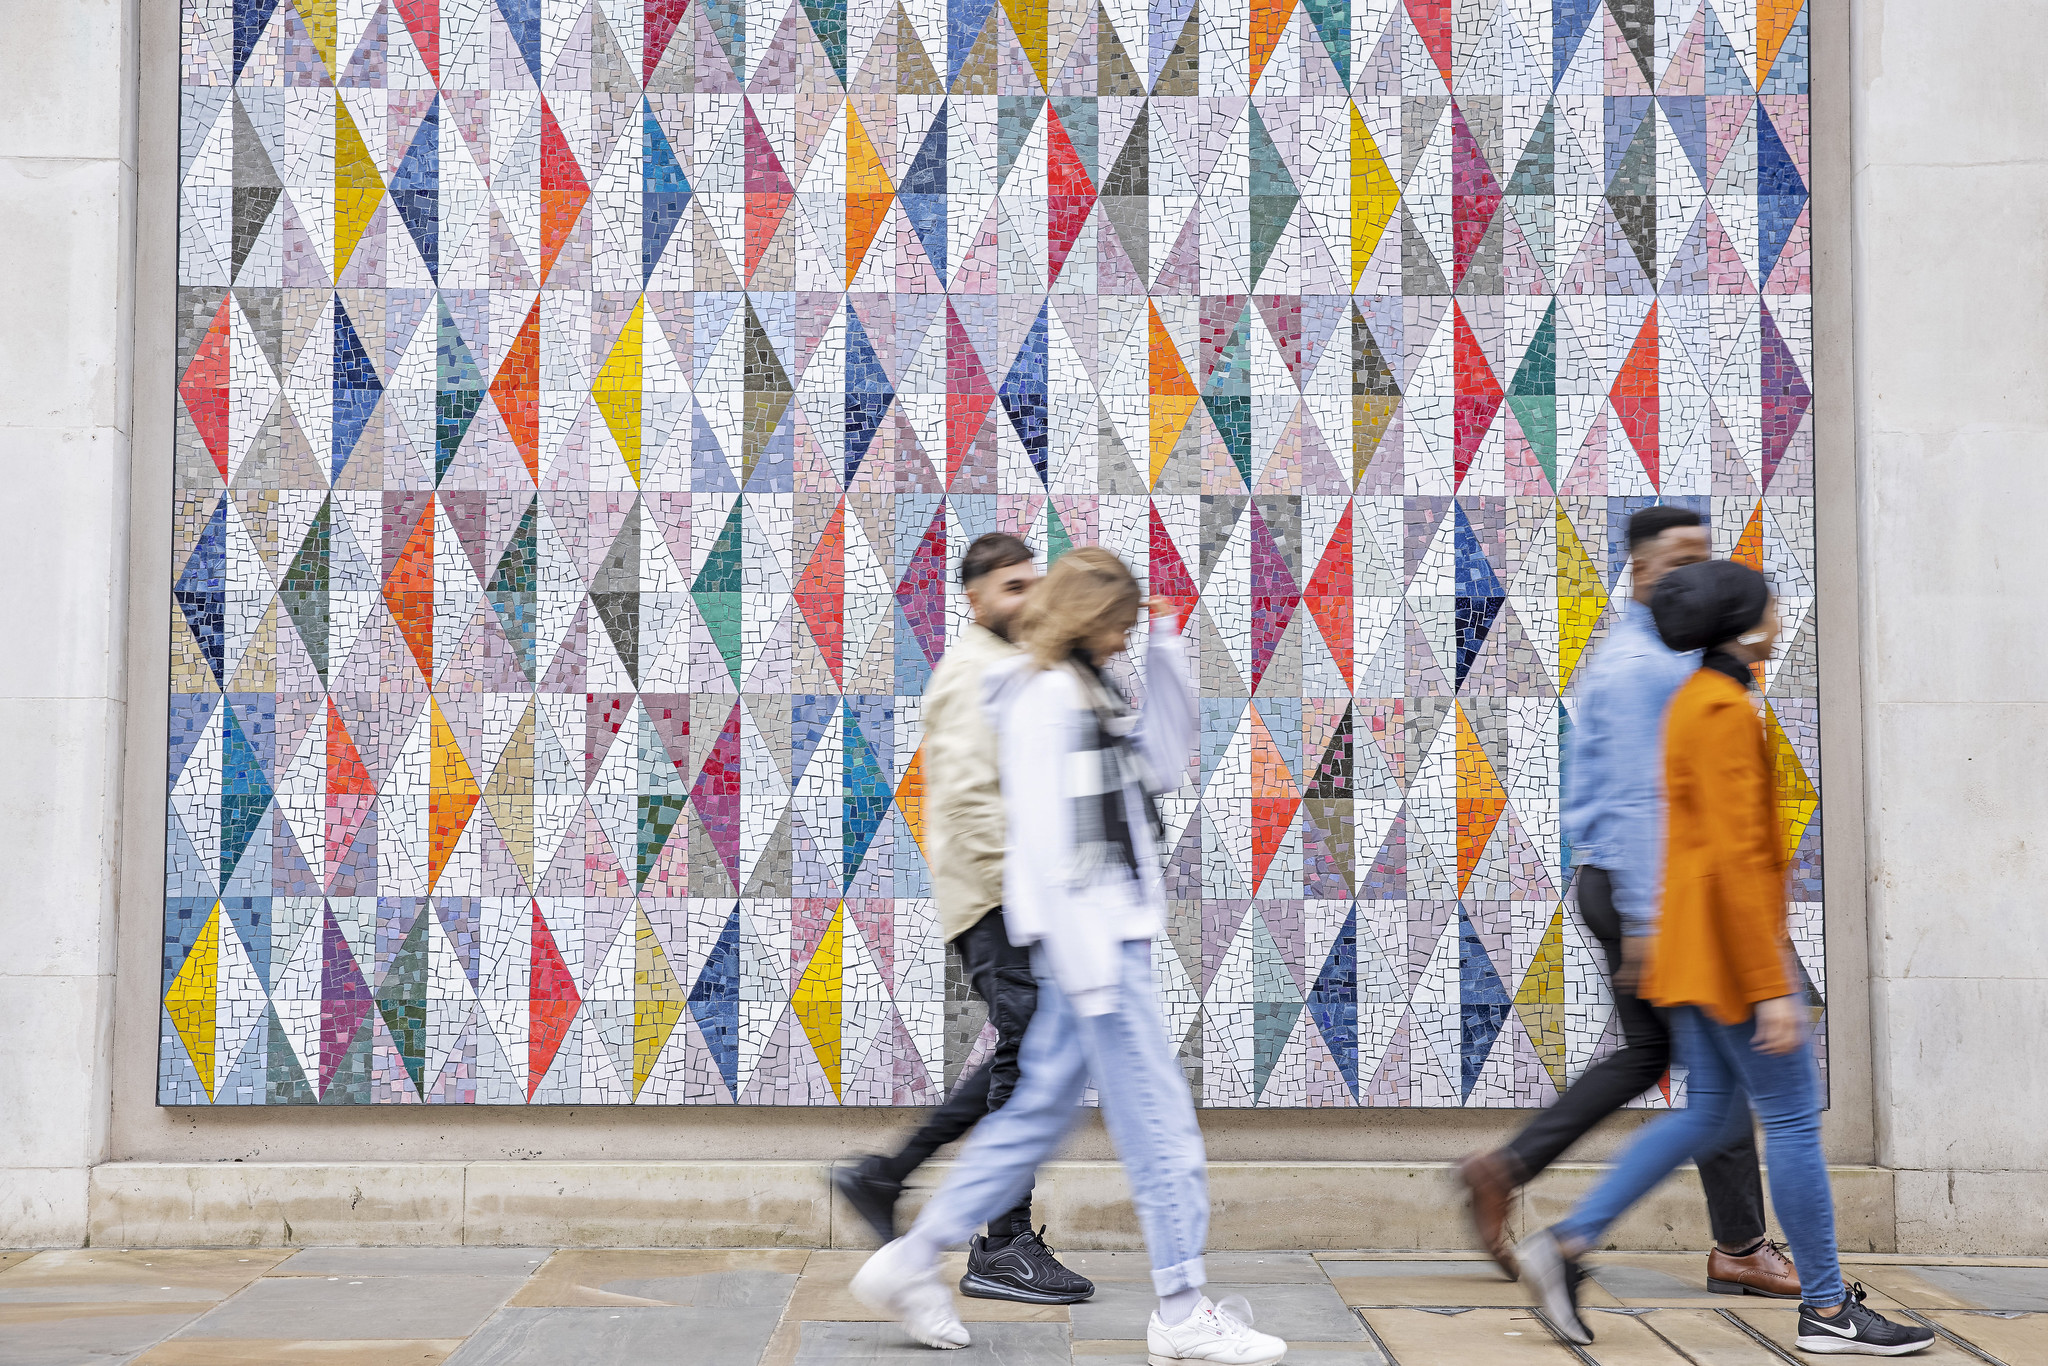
[1146,1295,1288,1365]
[849,1237,971,1350]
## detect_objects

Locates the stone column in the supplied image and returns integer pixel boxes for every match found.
[0,0,137,1245]
[1854,1,2048,1253]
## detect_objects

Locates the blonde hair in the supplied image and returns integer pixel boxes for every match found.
[1014,547,1143,671]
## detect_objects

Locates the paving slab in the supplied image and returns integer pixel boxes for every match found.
[1322,1260,1520,1281]
[1590,1263,1730,1302]
[512,1250,810,1307]
[1358,1306,1586,1361]
[1552,1311,1702,1363]
[1068,1280,1362,1340]
[131,1338,462,1364]
[1923,1310,2048,1361]
[1071,1340,1388,1364]
[171,1273,527,1340]
[602,1270,798,1306]
[271,1248,552,1277]
[1057,1250,1332,1284]
[1848,1265,1988,1310]
[1900,1265,2048,1312]
[1325,1259,1621,1309]
[1314,1252,1498,1262]
[446,1305,787,1365]
[1840,1256,2048,1269]
[0,1301,211,1366]
[1580,1253,1777,1308]
[1615,1308,1795,1364]
[0,1249,290,1303]
[793,1320,1071,1364]
[23,1246,2044,1366]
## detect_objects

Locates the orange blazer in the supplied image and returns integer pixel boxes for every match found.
[1640,669,1794,1025]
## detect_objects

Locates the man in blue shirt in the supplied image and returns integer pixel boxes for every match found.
[1457,506,1799,1300]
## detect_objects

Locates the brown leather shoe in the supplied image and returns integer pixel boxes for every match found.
[1455,1151,1521,1281]
[1707,1240,1801,1299]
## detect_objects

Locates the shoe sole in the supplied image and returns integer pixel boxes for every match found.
[847,1281,968,1349]
[958,1272,1094,1305]
[1794,1333,1935,1356]
[901,1327,969,1350]
[1709,1277,1801,1300]
[831,1169,898,1244]
[1146,1351,1285,1366]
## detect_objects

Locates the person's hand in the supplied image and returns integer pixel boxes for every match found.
[1752,996,1802,1055]
[1145,595,1176,620]
[1616,936,1648,994]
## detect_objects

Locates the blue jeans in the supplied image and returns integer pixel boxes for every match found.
[908,938,1209,1295]
[1554,1004,1845,1310]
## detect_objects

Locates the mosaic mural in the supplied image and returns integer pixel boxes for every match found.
[164,0,1820,1106]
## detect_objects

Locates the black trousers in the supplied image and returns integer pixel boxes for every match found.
[874,909,1038,1237]
[1505,866,1768,1248]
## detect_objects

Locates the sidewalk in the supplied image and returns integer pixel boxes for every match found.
[3,1245,2041,1364]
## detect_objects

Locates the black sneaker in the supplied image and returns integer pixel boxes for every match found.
[1519,1227,1593,1345]
[959,1226,1095,1305]
[832,1158,903,1244]
[1796,1284,1935,1355]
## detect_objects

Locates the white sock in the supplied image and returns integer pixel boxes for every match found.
[1158,1288,1204,1325]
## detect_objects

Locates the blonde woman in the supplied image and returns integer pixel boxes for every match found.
[852,549,1286,1365]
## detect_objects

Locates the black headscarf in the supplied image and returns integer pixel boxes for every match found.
[1650,560,1771,690]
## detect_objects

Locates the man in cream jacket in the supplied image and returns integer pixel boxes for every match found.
[833,533,1094,1306]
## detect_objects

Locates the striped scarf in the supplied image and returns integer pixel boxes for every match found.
[1065,654,1165,886]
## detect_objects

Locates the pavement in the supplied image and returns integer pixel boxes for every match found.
[2,1245,2044,1365]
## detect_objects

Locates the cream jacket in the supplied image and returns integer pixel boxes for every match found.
[924,623,1019,942]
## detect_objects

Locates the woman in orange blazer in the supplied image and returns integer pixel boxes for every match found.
[1521,562,1932,1358]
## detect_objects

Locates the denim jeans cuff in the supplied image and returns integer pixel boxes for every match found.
[1151,1255,1207,1296]
[1550,1218,1594,1251]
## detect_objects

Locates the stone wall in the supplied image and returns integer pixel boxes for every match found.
[1850,0,2048,1253]
[0,0,136,1246]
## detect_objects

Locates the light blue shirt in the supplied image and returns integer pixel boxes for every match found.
[1561,602,1698,937]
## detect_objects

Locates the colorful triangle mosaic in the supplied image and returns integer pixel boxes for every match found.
[165,0,1819,1106]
